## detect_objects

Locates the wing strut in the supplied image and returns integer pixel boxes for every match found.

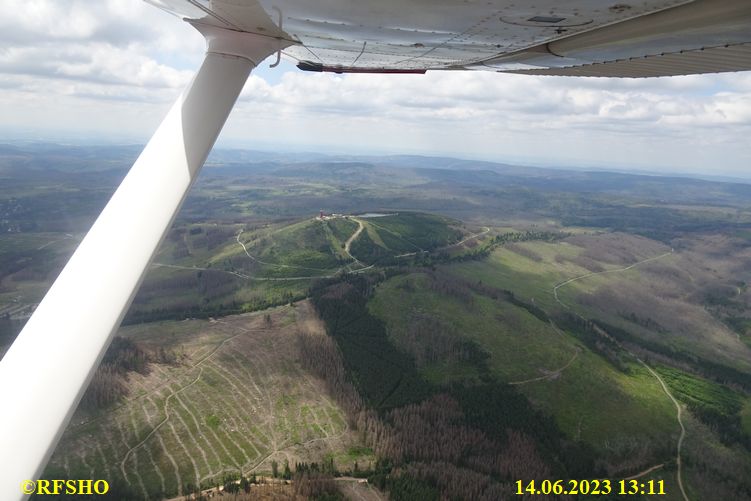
[0,25,286,500]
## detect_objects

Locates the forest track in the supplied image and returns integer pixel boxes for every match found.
[551,250,689,501]
[342,218,372,271]
[508,346,581,385]
[553,251,673,307]
[636,360,689,501]
[624,462,664,480]
[446,226,490,248]
[236,228,331,272]
[120,368,204,482]
[344,219,365,255]
[155,221,378,281]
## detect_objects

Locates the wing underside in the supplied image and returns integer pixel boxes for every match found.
[505,43,751,77]
[148,0,751,77]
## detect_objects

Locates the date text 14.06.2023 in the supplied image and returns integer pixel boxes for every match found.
[516,479,666,496]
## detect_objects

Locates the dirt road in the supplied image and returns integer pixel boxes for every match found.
[552,250,689,501]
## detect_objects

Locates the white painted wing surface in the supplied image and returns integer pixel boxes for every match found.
[149,0,751,76]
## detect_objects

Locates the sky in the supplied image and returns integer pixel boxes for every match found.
[1,0,750,177]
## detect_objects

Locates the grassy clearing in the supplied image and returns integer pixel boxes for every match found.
[46,302,363,499]
[522,355,675,451]
[366,221,419,254]
[349,213,464,263]
[326,217,358,244]
[248,219,340,272]
[446,247,565,311]
[364,212,462,251]
[322,218,355,260]
[369,272,575,383]
[368,271,676,462]
[655,365,742,418]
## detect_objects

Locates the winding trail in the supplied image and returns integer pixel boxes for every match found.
[153,262,333,281]
[395,226,490,258]
[155,220,376,282]
[344,219,365,255]
[236,229,331,272]
[508,346,581,385]
[36,234,74,250]
[625,463,665,480]
[552,249,689,501]
[119,319,264,484]
[120,368,204,482]
[553,250,673,307]
[449,226,491,248]
[343,218,369,270]
[636,360,689,501]
[508,319,581,385]
[159,215,473,282]
[364,219,424,253]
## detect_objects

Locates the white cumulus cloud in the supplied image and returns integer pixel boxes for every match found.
[0,0,749,176]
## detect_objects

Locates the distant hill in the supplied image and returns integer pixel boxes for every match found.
[122,212,468,323]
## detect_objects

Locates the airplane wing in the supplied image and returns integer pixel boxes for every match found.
[1,0,749,499]
[150,0,751,77]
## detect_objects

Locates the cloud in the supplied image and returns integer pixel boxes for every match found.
[234,69,751,134]
[0,0,749,175]
[0,0,164,45]
[0,44,193,89]
[0,0,200,92]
